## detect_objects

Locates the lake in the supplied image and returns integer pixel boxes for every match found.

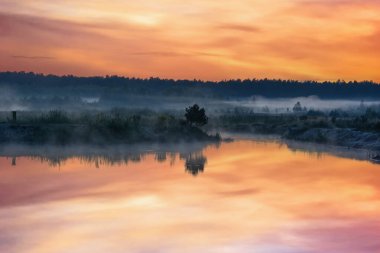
[0,139,379,253]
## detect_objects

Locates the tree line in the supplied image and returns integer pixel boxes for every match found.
[1,71,380,99]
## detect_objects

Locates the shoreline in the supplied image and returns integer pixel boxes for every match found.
[283,127,380,151]
[1,122,379,153]
[0,123,221,145]
[0,134,378,166]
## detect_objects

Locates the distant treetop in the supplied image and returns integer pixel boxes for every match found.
[0,71,379,99]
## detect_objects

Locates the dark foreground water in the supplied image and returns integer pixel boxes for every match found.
[0,140,379,253]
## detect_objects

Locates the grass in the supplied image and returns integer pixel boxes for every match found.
[0,109,220,144]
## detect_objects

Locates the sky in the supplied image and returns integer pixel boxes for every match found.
[0,0,380,81]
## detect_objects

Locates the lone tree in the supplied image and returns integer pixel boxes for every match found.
[185,104,208,127]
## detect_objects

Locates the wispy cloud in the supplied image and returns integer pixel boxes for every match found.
[217,24,261,33]
[12,55,55,60]
[127,51,190,57]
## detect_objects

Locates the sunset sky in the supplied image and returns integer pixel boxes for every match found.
[1,0,380,81]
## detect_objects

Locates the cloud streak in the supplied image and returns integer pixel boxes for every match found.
[12,55,55,60]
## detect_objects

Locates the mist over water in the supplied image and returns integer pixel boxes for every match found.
[1,92,378,114]
[2,72,380,113]
[0,87,28,111]
[224,96,380,113]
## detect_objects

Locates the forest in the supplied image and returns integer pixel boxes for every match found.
[1,71,380,99]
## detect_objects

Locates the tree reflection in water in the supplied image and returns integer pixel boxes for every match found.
[0,142,215,176]
[184,153,207,176]
[155,152,167,163]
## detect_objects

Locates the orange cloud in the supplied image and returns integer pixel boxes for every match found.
[0,0,379,81]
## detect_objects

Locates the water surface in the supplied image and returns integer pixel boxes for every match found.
[0,140,379,253]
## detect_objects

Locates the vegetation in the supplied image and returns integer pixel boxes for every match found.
[1,71,380,100]
[185,104,208,126]
[0,107,220,145]
[211,105,380,150]
[1,103,380,150]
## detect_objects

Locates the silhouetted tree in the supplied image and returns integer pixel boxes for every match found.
[185,104,208,126]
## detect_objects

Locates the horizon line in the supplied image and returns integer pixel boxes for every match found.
[0,71,378,85]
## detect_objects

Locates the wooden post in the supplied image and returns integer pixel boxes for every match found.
[12,111,17,122]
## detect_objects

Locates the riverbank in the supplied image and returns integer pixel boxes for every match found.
[1,109,380,151]
[284,127,380,151]
[213,112,380,152]
[0,123,220,145]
